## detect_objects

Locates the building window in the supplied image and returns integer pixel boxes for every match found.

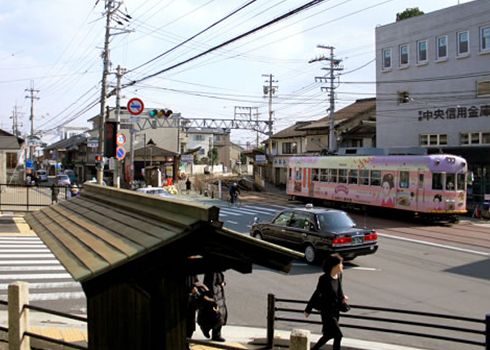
[436,35,448,60]
[382,48,392,69]
[199,149,206,155]
[417,40,428,63]
[282,142,298,154]
[461,132,490,145]
[213,135,221,142]
[481,26,490,52]
[7,153,17,169]
[457,31,469,56]
[420,134,448,146]
[399,44,409,66]
[477,81,490,97]
[194,135,205,141]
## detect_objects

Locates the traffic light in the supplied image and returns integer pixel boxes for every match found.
[95,154,103,163]
[149,109,173,118]
[104,121,117,157]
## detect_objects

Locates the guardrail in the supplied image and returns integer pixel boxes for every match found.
[0,184,71,211]
[266,294,490,349]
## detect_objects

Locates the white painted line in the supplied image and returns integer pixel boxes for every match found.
[346,267,379,271]
[0,260,60,265]
[0,254,55,258]
[0,237,41,241]
[244,206,279,213]
[0,281,80,290]
[0,273,72,280]
[226,221,238,225]
[377,232,490,256]
[268,204,292,209]
[0,249,51,253]
[219,210,241,216]
[0,266,66,272]
[0,292,86,302]
[233,207,274,216]
[0,244,46,248]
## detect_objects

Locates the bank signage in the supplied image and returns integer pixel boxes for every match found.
[418,104,490,122]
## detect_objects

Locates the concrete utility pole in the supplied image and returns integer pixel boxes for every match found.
[10,105,22,137]
[114,65,126,188]
[310,46,343,154]
[25,81,40,137]
[262,74,277,155]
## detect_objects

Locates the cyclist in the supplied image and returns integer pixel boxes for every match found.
[229,183,241,204]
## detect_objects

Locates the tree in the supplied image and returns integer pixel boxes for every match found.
[396,7,424,22]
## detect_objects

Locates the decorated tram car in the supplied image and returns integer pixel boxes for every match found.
[286,154,467,221]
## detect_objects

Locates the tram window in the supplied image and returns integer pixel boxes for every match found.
[457,173,465,190]
[371,170,381,186]
[349,170,358,185]
[446,173,456,191]
[360,170,369,186]
[312,169,319,182]
[419,174,424,189]
[329,169,338,183]
[399,171,409,189]
[320,169,328,182]
[296,168,302,181]
[432,173,443,190]
[288,168,292,179]
[338,169,348,184]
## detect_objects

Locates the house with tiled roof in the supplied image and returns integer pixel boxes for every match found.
[261,98,376,186]
[0,130,24,183]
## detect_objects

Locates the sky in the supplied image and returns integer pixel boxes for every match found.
[0,0,474,149]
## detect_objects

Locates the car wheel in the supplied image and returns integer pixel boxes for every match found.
[254,232,263,240]
[304,244,316,263]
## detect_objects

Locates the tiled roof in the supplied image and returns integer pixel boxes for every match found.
[270,121,315,139]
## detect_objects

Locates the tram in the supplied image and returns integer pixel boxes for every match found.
[286,154,467,221]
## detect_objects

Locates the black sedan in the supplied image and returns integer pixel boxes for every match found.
[249,205,378,263]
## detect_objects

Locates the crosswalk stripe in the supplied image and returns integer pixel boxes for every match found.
[0,292,85,302]
[0,266,66,272]
[0,260,60,265]
[1,254,55,258]
[0,273,72,280]
[244,206,279,213]
[218,210,241,216]
[0,281,80,290]
[0,249,51,253]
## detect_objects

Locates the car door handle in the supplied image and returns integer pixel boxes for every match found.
[302,233,307,237]
[282,229,286,232]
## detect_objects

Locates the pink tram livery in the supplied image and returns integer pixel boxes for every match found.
[286,154,467,221]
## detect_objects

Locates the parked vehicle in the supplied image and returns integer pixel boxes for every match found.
[250,204,378,263]
[287,154,467,222]
[64,170,78,183]
[55,174,71,187]
[35,170,48,182]
[136,187,173,198]
[84,179,107,186]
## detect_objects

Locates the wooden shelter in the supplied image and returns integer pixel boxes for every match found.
[25,184,301,349]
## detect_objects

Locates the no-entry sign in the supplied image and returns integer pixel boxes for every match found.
[127,98,144,115]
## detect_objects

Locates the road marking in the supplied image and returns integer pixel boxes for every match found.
[219,210,241,216]
[345,266,379,271]
[268,204,292,209]
[377,232,490,256]
[0,249,51,253]
[0,281,80,290]
[226,221,238,225]
[0,260,60,265]
[232,207,274,216]
[0,273,71,280]
[243,206,278,213]
[0,244,46,248]
[0,265,66,272]
[0,292,85,302]
[1,254,55,258]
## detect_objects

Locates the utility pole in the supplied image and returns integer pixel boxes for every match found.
[25,81,40,160]
[262,74,277,155]
[10,105,21,137]
[114,65,126,188]
[309,46,343,153]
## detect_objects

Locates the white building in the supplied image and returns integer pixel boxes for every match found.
[375,0,490,204]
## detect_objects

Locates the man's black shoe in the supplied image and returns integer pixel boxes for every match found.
[212,336,226,342]
[201,327,210,339]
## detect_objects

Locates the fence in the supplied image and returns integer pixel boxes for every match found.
[0,282,249,350]
[0,184,71,212]
[267,294,490,349]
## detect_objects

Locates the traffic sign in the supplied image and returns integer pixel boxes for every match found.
[116,133,126,146]
[127,98,144,115]
[26,160,34,169]
[116,147,126,160]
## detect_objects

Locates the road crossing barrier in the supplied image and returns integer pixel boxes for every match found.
[267,294,490,350]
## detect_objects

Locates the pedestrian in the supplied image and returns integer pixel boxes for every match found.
[198,272,228,342]
[186,178,192,195]
[70,185,80,198]
[51,183,59,204]
[186,276,214,349]
[304,254,349,350]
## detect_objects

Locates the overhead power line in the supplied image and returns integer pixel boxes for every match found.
[123,0,330,89]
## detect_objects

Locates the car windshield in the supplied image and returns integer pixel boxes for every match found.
[58,175,68,180]
[317,211,355,232]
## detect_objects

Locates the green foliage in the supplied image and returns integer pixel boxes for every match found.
[396,7,424,21]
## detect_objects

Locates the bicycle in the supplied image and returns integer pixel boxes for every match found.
[229,193,242,207]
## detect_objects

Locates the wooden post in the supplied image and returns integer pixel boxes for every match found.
[266,293,275,349]
[8,281,30,350]
[290,329,310,350]
[485,314,490,350]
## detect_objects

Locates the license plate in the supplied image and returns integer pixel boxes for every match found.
[352,236,363,244]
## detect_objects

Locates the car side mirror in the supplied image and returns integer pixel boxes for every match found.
[254,217,260,224]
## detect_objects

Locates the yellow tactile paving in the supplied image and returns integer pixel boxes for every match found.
[60,328,86,343]
[0,216,36,236]
[37,327,63,340]
[13,217,36,235]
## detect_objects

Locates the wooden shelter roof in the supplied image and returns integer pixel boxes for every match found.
[25,184,301,283]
